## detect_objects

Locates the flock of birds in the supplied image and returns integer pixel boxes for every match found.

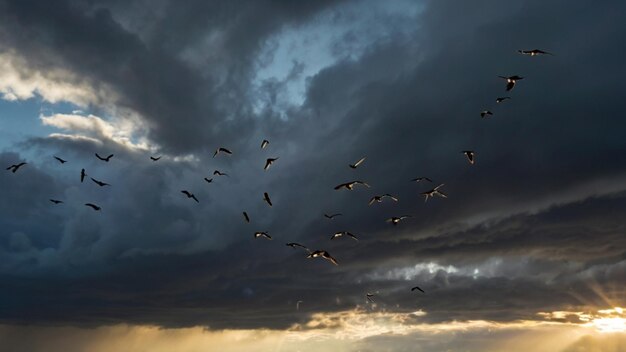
[5,48,552,305]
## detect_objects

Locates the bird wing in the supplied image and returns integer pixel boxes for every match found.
[334,183,348,190]
[411,286,425,293]
[243,212,250,222]
[368,197,377,205]
[347,232,359,241]
[353,157,365,167]
[220,148,232,154]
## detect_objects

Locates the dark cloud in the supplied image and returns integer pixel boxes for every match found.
[1,0,626,334]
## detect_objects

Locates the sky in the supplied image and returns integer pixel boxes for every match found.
[1,0,626,351]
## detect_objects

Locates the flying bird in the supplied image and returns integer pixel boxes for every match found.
[150,156,161,161]
[261,139,269,149]
[49,199,63,204]
[366,293,375,303]
[421,184,447,202]
[181,190,199,203]
[264,157,279,170]
[480,110,493,118]
[307,250,338,265]
[334,181,370,191]
[330,231,359,241]
[411,286,425,293]
[95,153,113,162]
[90,177,110,187]
[411,177,432,183]
[386,215,412,225]
[286,242,310,252]
[498,75,524,91]
[6,162,26,173]
[324,213,343,219]
[263,192,272,206]
[254,231,272,240]
[462,150,475,164]
[496,97,511,103]
[80,168,87,182]
[84,203,101,211]
[243,211,250,223]
[204,177,213,183]
[213,170,228,177]
[53,156,67,164]
[296,300,303,310]
[349,157,366,169]
[213,147,233,157]
[518,49,553,56]
[369,194,398,205]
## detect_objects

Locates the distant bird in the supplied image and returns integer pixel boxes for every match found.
[6,162,26,173]
[261,139,270,149]
[498,75,524,91]
[480,110,493,118]
[307,250,338,265]
[243,211,250,223]
[334,181,370,191]
[286,242,310,252]
[53,156,67,164]
[213,170,228,177]
[462,150,475,165]
[411,177,432,183]
[95,153,113,162]
[496,97,511,103]
[421,184,447,202]
[349,157,366,169]
[254,231,272,240]
[518,49,553,56]
[204,177,213,183]
[366,293,375,303]
[150,156,161,161]
[296,300,303,310]
[386,215,412,225]
[263,192,272,206]
[324,213,343,219]
[84,203,101,211]
[330,231,359,241]
[411,286,425,293]
[49,199,63,204]
[181,190,199,203]
[264,157,279,170]
[80,168,87,182]
[369,194,398,205]
[90,177,110,187]
[213,147,232,158]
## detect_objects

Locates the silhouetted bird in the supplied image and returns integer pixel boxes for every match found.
[334,181,370,191]
[349,157,366,169]
[369,194,398,205]
[264,157,279,170]
[411,286,425,293]
[95,153,113,162]
[261,139,270,149]
[286,242,310,252]
[49,199,63,204]
[204,177,213,183]
[386,216,412,225]
[254,231,272,240]
[6,162,26,173]
[366,293,375,303]
[90,177,110,187]
[213,170,228,177]
[330,231,358,241]
[150,156,161,161]
[263,192,272,206]
[518,49,553,56]
[462,150,475,164]
[181,190,199,203]
[53,156,67,164]
[422,184,447,202]
[480,110,493,118]
[496,97,511,103]
[243,211,250,223]
[85,203,101,211]
[213,147,232,157]
[296,300,303,310]
[324,213,342,219]
[498,75,524,91]
[307,250,338,265]
[411,177,432,183]
[80,168,87,183]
